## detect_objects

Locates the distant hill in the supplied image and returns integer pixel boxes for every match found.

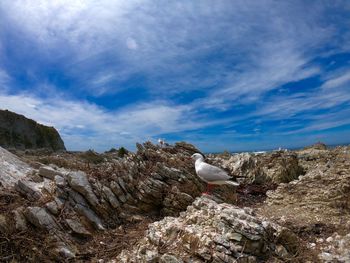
[0,109,66,151]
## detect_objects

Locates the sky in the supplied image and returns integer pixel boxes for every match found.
[0,0,350,152]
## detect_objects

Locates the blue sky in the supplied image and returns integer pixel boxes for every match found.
[0,1,350,152]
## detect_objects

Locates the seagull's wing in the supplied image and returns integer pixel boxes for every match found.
[197,162,231,182]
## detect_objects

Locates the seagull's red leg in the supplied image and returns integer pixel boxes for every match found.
[203,184,214,195]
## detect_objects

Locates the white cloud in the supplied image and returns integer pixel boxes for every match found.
[0,69,10,88]
[321,70,350,89]
[0,1,349,151]
[126,37,138,50]
[0,91,215,151]
[0,0,337,98]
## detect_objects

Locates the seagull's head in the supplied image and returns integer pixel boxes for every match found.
[191,153,204,161]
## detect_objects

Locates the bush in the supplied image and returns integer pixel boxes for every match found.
[117,147,128,158]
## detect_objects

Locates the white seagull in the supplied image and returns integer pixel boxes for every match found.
[158,138,165,147]
[191,153,239,194]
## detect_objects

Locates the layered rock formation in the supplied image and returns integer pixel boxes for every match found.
[0,142,209,260]
[0,109,66,151]
[209,150,305,184]
[118,196,300,262]
[260,145,350,261]
[0,142,349,262]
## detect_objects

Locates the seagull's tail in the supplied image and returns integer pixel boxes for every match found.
[226,180,239,186]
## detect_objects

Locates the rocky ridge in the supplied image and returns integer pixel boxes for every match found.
[0,142,208,260]
[0,142,349,262]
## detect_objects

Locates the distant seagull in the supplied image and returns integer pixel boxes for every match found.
[191,153,239,194]
[158,138,165,147]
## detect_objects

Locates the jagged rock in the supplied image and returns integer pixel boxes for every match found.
[66,218,92,237]
[259,147,350,263]
[74,204,105,230]
[54,175,66,187]
[262,160,350,227]
[39,165,64,180]
[54,243,76,259]
[102,186,120,209]
[211,151,304,184]
[117,197,300,262]
[67,171,99,207]
[174,142,201,155]
[261,151,305,183]
[24,207,58,230]
[45,197,64,215]
[15,179,43,200]
[162,186,194,216]
[220,153,266,184]
[0,146,32,188]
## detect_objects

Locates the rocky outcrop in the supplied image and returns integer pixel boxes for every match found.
[0,109,66,151]
[117,196,300,262]
[0,146,32,188]
[2,141,347,262]
[210,151,304,184]
[304,141,327,150]
[259,146,350,262]
[219,153,266,184]
[0,142,215,261]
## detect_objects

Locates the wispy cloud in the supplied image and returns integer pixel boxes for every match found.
[0,1,349,151]
[0,90,220,150]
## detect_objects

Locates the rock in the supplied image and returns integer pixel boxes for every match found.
[221,153,266,184]
[15,179,43,201]
[39,166,64,180]
[66,218,92,237]
[102,186,120,209]
[162,186,195,216]
[261,157,350,229]
[74,204,104,230]
[261,152,305,183]
[326,236,333,242]
[174,142,201,155]
[160,254,183,263]
[45,198,64,215]
[0,146,32,188]
[304,142,327,150]
[117,197,300,262]
[24,207,58,230]
[31,172,44,183]
[55,244,76,259]
[319,233,350,262]
[13,207,28,231]
[54,175,66,187]
[67,171,99,208]
[211,151,304,184]
[275,244,290,258]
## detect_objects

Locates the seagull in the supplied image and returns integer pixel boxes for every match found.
[191,153,239,194]
[158,138,165,147]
